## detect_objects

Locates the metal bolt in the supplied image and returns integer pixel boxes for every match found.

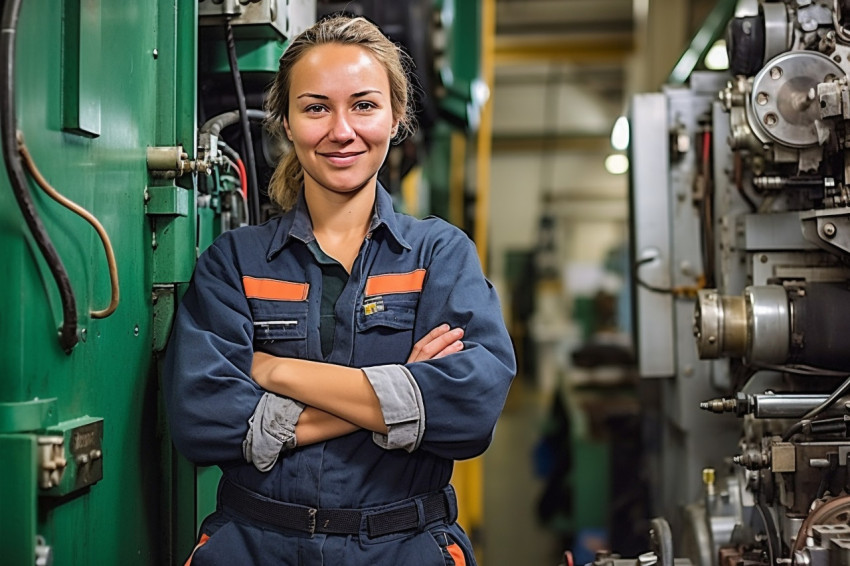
[152,48,158,59]
[824,222,837,238]
[134,324,140,337]
[760,254,768,263]
[770,66,783,80]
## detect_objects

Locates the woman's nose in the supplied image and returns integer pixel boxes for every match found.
[328,112,355,142]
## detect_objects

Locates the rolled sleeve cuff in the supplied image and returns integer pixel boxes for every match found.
[363,364,425,452]
[242,393,305,472]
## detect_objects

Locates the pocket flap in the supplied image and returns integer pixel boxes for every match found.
[251,301,309,340]
[356,295,417,331]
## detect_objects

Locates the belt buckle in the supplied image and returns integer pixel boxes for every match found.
[306,507,317,535]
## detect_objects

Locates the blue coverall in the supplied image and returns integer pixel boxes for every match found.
[163,186,516,565]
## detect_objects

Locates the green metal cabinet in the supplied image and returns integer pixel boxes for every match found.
[0,1,211,563]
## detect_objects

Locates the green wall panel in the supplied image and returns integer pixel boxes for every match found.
[0,0,204,563]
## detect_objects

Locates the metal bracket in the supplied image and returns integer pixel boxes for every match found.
[800,208,850,256]
[40,417,104,496]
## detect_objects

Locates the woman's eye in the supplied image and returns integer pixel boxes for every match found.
[305,105,326,114]
[354,101,376,111]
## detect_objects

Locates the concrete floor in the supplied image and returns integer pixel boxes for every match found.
[480,379,564,566]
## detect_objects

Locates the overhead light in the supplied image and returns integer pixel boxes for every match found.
[610,115,629,151]
[605,154,629,175]
[704,40,729,70]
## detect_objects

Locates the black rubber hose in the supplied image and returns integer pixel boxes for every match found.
[224,20,260,225]
[200,108,267,136]
[754,499,779,566]
[1,0,78,352]
[783,374,850,440]
[217,141,241,167]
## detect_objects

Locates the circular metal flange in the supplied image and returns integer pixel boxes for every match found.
[694,290,722,358]
[750,51,843,148]
[694,290,747,359]
[745,285,790,364]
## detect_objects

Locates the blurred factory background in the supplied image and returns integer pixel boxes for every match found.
[12,0,850,565]
[483,2,722,564]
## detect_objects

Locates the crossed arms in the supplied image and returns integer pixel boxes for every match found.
[251,324,464,446]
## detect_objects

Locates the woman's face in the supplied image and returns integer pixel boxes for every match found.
[283,43,398,198]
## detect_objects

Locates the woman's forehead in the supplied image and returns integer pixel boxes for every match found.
[290,44,388,89]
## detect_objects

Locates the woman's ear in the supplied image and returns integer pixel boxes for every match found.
[390,120,399,138]
[283,116,293,141]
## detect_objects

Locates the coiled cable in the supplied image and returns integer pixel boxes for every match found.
[1,0,78,351]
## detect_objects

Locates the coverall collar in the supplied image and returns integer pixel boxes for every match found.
[266,183,411,262]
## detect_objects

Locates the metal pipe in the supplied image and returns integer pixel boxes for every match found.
[700,392,848,418]
[750,394,835,418]
[1,0,78,352]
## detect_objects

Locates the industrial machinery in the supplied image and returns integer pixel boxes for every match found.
[630,1,850,566]
[1,0,484,563]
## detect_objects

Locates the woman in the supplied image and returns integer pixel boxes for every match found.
[164,14,516,566]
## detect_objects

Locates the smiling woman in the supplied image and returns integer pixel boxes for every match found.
[163,14,516,566]
[265,14,416,213]
[285,44,396,197]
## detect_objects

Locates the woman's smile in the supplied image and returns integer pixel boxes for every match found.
[319,150,366,166]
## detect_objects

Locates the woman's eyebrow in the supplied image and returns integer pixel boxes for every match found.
[295,90,383,100]
[296,92,327,99]
[351,89,383,98]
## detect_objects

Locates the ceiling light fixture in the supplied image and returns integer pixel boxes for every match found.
[610,115,629,151]
[605,154,629,175]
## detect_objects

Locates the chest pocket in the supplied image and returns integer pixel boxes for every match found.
[355,293,418,365]
[355,269,425,365]
[355,293,418,332]
[244,276,310,358]
[250,300,309,357]
[356,269,425,334]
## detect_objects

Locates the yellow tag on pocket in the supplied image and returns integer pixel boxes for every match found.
[364,297,385,316]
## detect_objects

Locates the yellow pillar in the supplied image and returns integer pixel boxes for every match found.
[473,0,495,263]
[449,131,467,228]
[453,0,495,562]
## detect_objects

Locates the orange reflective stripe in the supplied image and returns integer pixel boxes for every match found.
[242,276,309,301]
[364,269,426,297]
[184,533,211,566]
[447,543,466,566]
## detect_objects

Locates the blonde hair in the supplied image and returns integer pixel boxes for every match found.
[265,14,416,211]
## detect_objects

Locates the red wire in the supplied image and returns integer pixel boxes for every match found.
[235,158,248,201]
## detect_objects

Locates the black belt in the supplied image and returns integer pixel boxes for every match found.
[220,480,454,537]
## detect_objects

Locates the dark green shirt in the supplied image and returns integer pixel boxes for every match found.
[306,240,349,358]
